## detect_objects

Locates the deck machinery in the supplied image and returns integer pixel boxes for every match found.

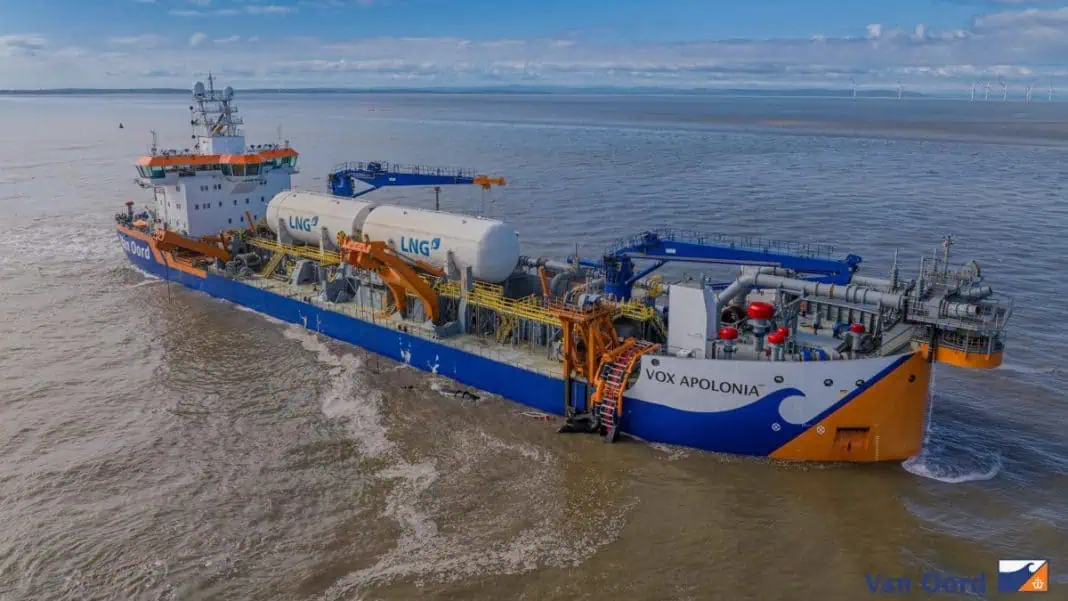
[116,78,1013,462]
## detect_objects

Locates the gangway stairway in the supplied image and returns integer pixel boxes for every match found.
[591,340,660,442]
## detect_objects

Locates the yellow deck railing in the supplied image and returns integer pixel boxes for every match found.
[247,237,659,328]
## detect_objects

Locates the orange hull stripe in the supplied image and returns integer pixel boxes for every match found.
[117,225,206,278]
[137,148,297,167]
[117,225,165,264]
[771,353,933,462]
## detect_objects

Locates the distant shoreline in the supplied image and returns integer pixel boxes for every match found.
[0,86,931,98]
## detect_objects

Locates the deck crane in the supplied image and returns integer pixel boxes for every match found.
[328,160,505,209]
[578,229,863,301]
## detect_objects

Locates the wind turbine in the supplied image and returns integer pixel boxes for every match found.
[984,81,991,101]
[999,79,1008,102]
[851,78,857,101]
[897,80,904,100]
[1026,84,1034,103]
[1049,78,1055,101]
[970,82,976,102]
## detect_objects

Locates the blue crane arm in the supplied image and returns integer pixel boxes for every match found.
[615,234,859,277]
[591,230,862,300]
[328,161,504,197]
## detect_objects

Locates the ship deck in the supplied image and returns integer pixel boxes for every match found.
[243,275,566,378]
[233,270,918,375]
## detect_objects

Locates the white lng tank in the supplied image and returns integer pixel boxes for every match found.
[361,205,520,283]
[265,191,376,248]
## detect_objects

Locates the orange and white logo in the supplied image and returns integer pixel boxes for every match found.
[998,560,1048,593]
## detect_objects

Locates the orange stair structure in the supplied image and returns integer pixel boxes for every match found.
[590,340,660,441]
[551,297,660,442]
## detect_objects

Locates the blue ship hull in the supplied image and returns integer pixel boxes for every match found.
[117,228,930,460]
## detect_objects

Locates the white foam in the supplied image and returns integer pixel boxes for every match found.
[282,327,395,459]
[650,442,690,461]
[902,453,1002,484]
[1000,362,1060,377]
[317,428,629,597]
[276,326,628,599]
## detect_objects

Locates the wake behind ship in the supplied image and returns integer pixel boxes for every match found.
[116,78,1013,463]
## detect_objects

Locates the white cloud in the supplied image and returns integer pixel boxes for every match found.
[170,8,239,17]
[108,34,165,48]
[245,4,297,14]
[6,6,1068,90]
[170,4,294,16]
[0,34,49,58]
[187,0,212,5]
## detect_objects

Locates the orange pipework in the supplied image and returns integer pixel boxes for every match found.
[153,230,232,262]
[537,267,551,297]
[473,175,506,190]
[338,234,440,323]
[552,302,619,381]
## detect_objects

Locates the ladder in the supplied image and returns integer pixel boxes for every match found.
[259,250,285,278]
[496,314,515,343]
[594,340,659,442]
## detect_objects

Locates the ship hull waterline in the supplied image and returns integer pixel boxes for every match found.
[118,226,934,463]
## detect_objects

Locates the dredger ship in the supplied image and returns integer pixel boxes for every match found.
[116,78,1013,462]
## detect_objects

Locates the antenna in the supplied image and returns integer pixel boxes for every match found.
[150,130,158,155]
[941,235,953,275]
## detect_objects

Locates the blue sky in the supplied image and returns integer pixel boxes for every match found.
[2,0,1068,89]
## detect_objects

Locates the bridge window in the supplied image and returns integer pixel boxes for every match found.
[218,201,222,207]
[194,204,199,210]
[245,198,249,204]
[233,199,237,206]
[246,163,260,176]
[228,218,232,224]
[232,164,246,177]
[260,196,265,202]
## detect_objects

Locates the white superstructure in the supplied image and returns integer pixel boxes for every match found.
[134,74,298,237]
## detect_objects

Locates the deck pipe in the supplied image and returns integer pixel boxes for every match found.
[715,272,988,322]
